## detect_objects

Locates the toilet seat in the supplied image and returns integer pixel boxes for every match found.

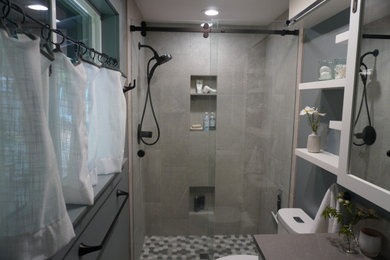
[216,255,258,260]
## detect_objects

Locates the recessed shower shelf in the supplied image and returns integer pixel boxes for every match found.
[335,31,349,44]
[299,79,346,90]
[295,148,339,176]
[190,93,217,96]
[329,120,342,130]
[189,210,214,215]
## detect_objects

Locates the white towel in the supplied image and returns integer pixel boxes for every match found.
[310,183,340,233]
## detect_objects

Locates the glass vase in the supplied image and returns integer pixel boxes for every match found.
[342,225,359,254]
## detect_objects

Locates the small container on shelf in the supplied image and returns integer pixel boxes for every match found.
[318,59,333,81]
[334,58,346,79]
[196,80,203,94]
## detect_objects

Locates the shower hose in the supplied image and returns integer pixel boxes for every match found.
[139,57,160,146]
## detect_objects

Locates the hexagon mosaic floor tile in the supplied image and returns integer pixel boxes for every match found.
[140,234,258,260]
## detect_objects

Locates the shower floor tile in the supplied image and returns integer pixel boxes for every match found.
[140,234,258,260]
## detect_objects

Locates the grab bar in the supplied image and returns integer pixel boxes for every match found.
[78,189,129,256]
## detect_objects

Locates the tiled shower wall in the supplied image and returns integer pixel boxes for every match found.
[134,27,298,236]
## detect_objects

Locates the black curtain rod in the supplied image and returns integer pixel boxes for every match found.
[130,24,299,37]
[0,0,126,77]
[363,34,390,40]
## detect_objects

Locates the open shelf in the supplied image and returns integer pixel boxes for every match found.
[299,79,346,90]
[295,148,339,175]
[335,31,349,44]
[329,120,342,131]
[189,210,214,215]
[191,93,217,96]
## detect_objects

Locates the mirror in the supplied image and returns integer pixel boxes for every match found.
[349,0,390,191]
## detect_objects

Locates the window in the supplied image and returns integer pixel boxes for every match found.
[56,0,101,59]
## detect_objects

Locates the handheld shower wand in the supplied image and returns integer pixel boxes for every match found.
[137,43,172,155]
[353,49,379,146]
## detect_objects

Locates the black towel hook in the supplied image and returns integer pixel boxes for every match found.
[123,79,136,93]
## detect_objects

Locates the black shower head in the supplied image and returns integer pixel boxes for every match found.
[360,49,379,65]
[157,54,172,65]
[138,42,172,65]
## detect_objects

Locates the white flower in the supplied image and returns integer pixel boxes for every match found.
[300,106,315,115]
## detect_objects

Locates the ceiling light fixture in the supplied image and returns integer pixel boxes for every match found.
[27,4,48,11]
[204,9,219,16]
[201,22,213,28]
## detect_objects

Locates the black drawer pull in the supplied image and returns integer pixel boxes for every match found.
[117,189,128,197]
[78,243,102,256]
[78,189,129,256]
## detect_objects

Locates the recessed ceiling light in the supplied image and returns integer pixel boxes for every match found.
[204,9,219,16]
[56,19,61,23]
[201,23,213,28]
[27,4,48,11]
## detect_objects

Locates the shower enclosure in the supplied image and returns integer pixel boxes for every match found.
[131,18,299,260]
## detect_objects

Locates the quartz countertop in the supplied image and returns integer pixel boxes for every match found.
[253,233,385,260]
[65,158,128,225]
[66,173,117,224]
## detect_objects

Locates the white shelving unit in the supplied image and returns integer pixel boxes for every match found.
[298,79,346,90]
[329,120,342,131]
[335,31,349,44]
[295,148,339,176]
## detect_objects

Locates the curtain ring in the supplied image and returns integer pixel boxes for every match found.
[49,29,65,45]
[1,0,11,19]
[81,43,88,55]
[41,24,51,41]
[89,48,96,59]
[78,42,88,56]
[11,3,25,25]
[73,41,80,55]
[98,53,103,63]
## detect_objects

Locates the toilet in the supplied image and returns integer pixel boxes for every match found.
[215,209,313,260]
[277,208,314,234]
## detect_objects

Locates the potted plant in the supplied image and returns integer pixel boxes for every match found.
[322,192,378,254]
[300,106,326,152]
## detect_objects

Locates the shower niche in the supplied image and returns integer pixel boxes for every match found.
[188,75,217,218]
[190,75,217,131]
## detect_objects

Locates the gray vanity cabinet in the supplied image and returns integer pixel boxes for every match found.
[51,165,130,260]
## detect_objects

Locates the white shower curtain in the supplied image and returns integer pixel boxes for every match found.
[0,30,75,259]
[95,68,127,174]
[48,52,94,205]
[84,62,99,185]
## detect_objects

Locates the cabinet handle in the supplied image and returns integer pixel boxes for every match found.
[117,189,128,197]
[78,189,129,256]
[78,243,102,256]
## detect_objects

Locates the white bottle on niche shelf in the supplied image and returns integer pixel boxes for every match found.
[210,112,216,130]
[203,112,209,131]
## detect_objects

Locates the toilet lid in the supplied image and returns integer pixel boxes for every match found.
[278,208,313,233]
[216,255,258,260]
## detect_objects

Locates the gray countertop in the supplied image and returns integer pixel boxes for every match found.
[66,158,128,225]
[253,233,385,260]
[66,173,116,224]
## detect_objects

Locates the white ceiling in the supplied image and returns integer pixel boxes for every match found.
[134,0,290,26]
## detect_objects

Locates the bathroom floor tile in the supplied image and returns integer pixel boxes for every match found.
[140,234,258,259]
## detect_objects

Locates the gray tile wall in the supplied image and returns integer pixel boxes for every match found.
[134,28,298,236]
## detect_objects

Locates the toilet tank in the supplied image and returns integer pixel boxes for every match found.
[277,208,314,234]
